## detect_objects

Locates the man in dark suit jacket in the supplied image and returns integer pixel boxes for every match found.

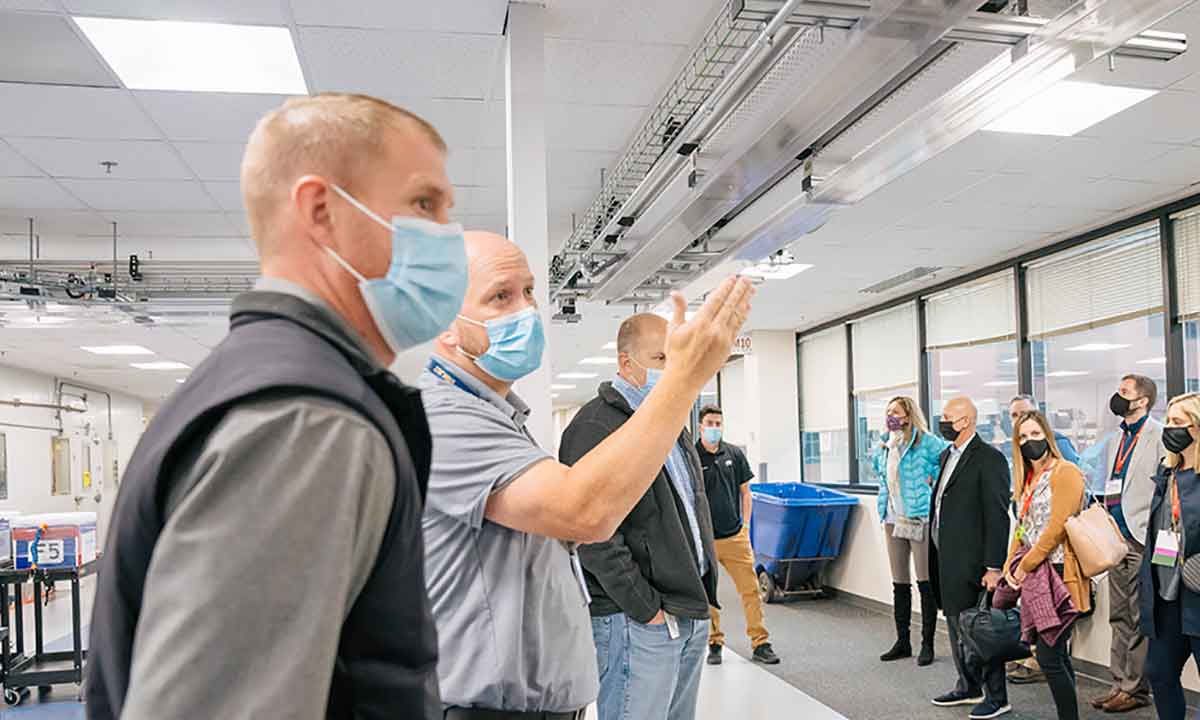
[929,396,1013,720]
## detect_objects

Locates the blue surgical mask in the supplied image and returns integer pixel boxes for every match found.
[703,427,722,445]
[327,185,467,354]
[631,357,663,393]
[457,306,545,382]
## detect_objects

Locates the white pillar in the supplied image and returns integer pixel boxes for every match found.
[720,331,802,483]
[505,1,553,449]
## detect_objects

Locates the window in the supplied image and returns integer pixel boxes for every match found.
[800,327,849,484]
[924,272,1019,455]
[1176,210,1200,393]
[852,303,919,486]
[1028,223,1166,493]
[51,437,71,496]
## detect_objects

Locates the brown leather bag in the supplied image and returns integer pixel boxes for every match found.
[1065,503,1127,578]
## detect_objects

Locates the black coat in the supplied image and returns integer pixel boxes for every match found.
[928,434,1012,617]
[558,382,719,623]
[1140,465,1200,638]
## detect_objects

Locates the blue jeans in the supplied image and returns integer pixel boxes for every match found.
[592,612,708,720]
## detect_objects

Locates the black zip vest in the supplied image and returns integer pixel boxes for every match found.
[85,292,439,719]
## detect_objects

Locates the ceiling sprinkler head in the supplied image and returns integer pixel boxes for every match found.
[100,161,119,174]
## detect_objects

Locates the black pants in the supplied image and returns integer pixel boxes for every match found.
[1035,622,1077,720]
[946,611,1008,704]
[1146,597,1200,720]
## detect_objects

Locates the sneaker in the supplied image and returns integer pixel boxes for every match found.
[932,690,984,707]
[969,700,1012,719]
[707,644,722,665]
[752,643,780,665]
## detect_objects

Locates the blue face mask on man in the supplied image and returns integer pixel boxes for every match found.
[327,185,467,353]
[702,427,722,445]
[456,306,546,382]
[630,357,663,393]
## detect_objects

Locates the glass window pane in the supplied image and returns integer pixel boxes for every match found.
[855,385,919,486]
[1032,313,1167,495]
[800,328,849,485]
[1187,320,1200,394]
[928,341,1020,457]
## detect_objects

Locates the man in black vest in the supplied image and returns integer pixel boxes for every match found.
[86,93,458,720]
[929,396,1013,720]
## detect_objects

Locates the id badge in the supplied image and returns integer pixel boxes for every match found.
[568,547,592,606]
[665,612,681,640]
[1105,476,1123,498]
[1152,530,1180,567]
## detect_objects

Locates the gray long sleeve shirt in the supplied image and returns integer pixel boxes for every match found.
[119,279,397,720]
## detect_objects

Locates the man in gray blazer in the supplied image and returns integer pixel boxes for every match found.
[1092,374,1166,714]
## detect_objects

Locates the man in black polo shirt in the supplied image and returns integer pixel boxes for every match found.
[696,405,780,666]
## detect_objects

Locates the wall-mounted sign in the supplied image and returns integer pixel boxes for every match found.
[732,334,753,356]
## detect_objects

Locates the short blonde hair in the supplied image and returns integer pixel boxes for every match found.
[1165,393,1200,469]
[239,93,445,249]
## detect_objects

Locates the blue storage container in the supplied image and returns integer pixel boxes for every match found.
[749,482,857,602]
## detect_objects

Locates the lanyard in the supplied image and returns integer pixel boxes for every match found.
[1113,423,1145,476]
[1019,463,1056,523]
[427,357,481,399]
[1172,473,1182,531]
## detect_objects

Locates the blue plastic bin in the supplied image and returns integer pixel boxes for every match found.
[749,482,857,601]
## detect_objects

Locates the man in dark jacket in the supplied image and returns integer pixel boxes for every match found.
[929,396,1013,720]
[560,313,718,720]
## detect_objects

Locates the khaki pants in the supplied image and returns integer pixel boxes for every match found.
[710,525,770,649]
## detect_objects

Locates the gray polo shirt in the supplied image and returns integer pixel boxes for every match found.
[419,356,598,712]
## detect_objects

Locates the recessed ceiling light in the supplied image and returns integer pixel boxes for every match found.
[740,263,813,281]
[940,370,971,377]
[984,81,1156,136]
[81,345,154,356]
[131,361,191,371]
[1065,343,1132,352]
[558,372,598,380]
[1046,370,1090,378]
[602,342,617,351]
[550,383,576,391]
[1137,356,1167,365]
[73,16,308,94]
[580,356,619,365]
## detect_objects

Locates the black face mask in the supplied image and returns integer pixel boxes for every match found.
[1163,426,1195,454]
[1020,438,1049,463]
[939,420,960,442]
[1110,392,1142,418]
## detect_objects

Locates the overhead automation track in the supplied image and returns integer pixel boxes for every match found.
[548,0,1191,314]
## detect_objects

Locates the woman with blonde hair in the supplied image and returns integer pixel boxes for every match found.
[1139,393,1200,720]
[1002,410,1090,720]
[873,395,948,666]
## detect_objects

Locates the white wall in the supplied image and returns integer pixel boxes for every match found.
[718,331,802,483]
[0,364,143,543]
[552,405,582,456]
[718,357,748,447]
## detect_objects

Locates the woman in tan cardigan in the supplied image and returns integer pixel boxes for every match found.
[1003,410,1089,720]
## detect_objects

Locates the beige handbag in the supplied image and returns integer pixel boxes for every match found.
[1065,502,1127,578]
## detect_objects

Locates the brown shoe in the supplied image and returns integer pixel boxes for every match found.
[1091,689,1119,709]
[1103,692,1151,713]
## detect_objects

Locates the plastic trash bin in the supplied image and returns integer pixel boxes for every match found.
[749,482,857,603]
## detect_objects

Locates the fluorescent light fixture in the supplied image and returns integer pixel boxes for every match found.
[1046,370,1089,378]
[558,372,598,380]
[1137,356,1167,365]
[1001,358,1019,364]
[984,380,1018,387]
[602,342,617,351]
[131,361,191,371]
[740,262,813,281]
[550,384,576,391]
[941,388,962,395]
[74,17,307,94]
[984,81,1156,137]
[551,393,560,399]
[1065,343,1131,352]
[81,345,154,356]
[940,370,971,377]
[580,356,619,365]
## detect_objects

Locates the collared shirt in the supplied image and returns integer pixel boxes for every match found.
[419,356,598,713]
[933,432,976,548]
[1108,414,1149,541]
[697,440,754,540]
[612,375,707,573]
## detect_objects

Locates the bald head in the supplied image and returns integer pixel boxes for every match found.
[943,396,978,445]
[618,313,667,356]
[616,313,668,388]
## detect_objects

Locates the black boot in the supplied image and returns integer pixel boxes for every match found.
[917,580,937,666]
[880,583,912,661]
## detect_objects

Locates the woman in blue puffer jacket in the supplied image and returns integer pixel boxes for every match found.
[872,395,949,667]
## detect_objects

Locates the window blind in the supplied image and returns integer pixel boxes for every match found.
[800,327,848,432]
[925,271,1016,349]
[1026,223,1162,338]
[1174,209,1200,321]
[852,302,918,393]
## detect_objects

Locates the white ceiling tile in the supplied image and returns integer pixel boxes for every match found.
[1009,136,1181,183]
[0,141,43,177]
[933,131,1066,174]
[290,0,507,33]
[1113,145,1200,187]
[60,179,218,211]
[479,101,507,149]
[453,185,505,216]
[455,213,507,235]
[89,211,233,236]
[545,103,648,152]
[471,147,507,187]
[444,147,478,187]
[299,27,499,100]
[419,98,488,151]
[1079,90,1200,144]
[1069,52,1196,90]
[0,210,105,238]
[0,12,118,86]
[64,0,287,24]
[544,0,718,45]
[202,181,244,212]
[0,178,86,210]
[135,91,291,141]
[545,39,688,106]
[172,141,245,181]
[0,1,57,9]
[0,84,159,139]
[548,150,617,190]
[1047,178,1179,213]
[6,138,192,180]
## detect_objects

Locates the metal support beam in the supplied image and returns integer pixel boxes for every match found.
[1015,265,1033,397]
[844,323,857,485]
[1162,214,1187,399]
